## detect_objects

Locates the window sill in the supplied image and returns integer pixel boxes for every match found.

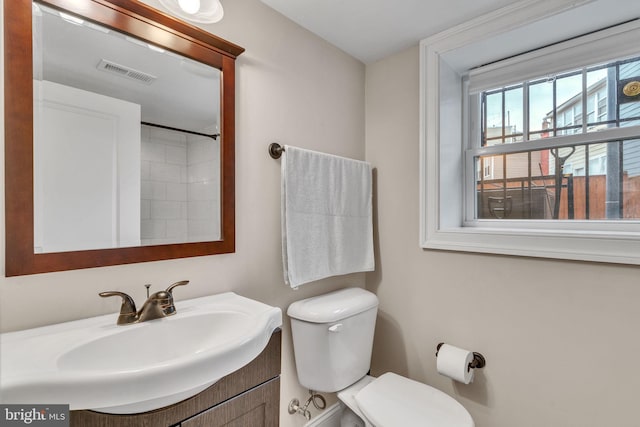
[422,225,640,265]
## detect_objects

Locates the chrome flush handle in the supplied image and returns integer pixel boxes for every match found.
[328,323,343,333]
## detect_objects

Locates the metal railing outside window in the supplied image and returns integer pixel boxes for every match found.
[475,55,640,220]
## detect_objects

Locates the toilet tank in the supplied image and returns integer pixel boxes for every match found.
[287,288,378,393]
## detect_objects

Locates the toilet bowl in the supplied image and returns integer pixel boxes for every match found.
[287,287,474,427]
[339,373,473,426]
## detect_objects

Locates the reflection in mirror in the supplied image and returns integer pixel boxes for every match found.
[5,0,242,276]
[33,3,222,253]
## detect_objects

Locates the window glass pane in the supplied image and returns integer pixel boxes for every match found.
[529,81,554,135]
[476,150,549,219]
[476,155,501,181]
[620,101,640,122]
[482,58,640,142]
[556,73,582,135]
[483,87,524,145]
[597,89,608,121]
[504,87,523,139]
[620,59,640,80]
[623,139,640,220]
[556,73,582,107]
[586,67,612,127]
[574,105,583,126]
[586,67,608,87]
[475,139,640,220]
[476,55,640,222]
[619,60,640,123]
[484,92,503,146]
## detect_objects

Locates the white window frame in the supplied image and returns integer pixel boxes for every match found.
[419,0,640,265]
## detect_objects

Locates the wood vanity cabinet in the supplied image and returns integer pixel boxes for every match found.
[70,330,281,427]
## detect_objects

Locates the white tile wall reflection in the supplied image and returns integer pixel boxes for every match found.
[140,125,220,245]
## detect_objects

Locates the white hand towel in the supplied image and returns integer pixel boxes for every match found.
[281,145,374,288]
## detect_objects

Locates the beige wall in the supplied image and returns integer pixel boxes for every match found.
[5,1,640,426]
[0,1,364,425]
[365,45,640,427]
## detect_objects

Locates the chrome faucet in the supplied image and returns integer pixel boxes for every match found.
[99,280,189,325]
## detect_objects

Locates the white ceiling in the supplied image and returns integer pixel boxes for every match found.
[259,0,523,63]
[37,4,220,133]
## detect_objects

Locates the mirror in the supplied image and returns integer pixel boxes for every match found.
[34,3,222,252]
[5,0,244,276]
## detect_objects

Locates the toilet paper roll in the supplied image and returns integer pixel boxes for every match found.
[436,344,475,384]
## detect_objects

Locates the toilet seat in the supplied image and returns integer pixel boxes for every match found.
[354,372,474,427]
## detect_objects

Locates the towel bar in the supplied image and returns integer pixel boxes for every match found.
[269,142,285,159]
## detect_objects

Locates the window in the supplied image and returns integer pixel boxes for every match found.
[473,56,640,221]
[420,0,640,264]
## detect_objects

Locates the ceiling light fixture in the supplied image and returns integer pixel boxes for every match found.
[178,0,200,14]
[158,0,224,24]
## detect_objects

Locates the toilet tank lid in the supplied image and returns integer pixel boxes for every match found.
[287,288,378,323]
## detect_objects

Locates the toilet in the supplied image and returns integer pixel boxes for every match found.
[287,287,474,427]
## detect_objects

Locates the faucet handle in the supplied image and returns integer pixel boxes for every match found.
[166,280,189,294]
[99,291,137,315]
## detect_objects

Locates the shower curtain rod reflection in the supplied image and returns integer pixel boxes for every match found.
[141,121,219,140]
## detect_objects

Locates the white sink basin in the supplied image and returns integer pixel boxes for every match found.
[0,293,282,414]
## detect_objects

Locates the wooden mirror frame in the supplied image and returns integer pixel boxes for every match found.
[4,0,243,276]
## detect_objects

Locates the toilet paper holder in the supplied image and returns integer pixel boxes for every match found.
[436,342,486,372]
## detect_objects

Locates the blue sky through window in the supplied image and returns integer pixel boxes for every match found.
[484,68,608,133]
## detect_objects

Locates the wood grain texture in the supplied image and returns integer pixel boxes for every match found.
[69,330,281,427]
[182,378,280,427]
